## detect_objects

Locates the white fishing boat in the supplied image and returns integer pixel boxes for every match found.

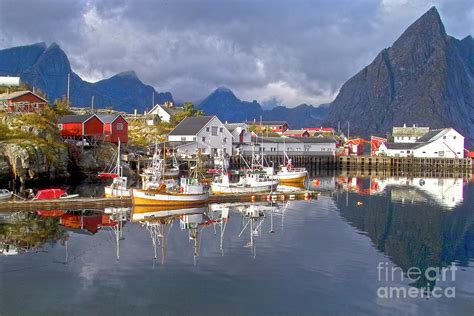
[143,145,179,178]
[0,189,12,201]
[104,140,132,198]
[211,171,278,194]
[274,159,307,184]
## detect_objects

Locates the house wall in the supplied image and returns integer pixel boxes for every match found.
[413,130,464,158]
[5,93,47,112]
[59,122,83,137]
[149,105,171,122]
[109,116,128,143]
[84,116,104,137]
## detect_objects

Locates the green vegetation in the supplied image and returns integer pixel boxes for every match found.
[170,102,203,125]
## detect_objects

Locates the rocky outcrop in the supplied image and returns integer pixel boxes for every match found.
[323,7,474,145]
[0,142,69,183]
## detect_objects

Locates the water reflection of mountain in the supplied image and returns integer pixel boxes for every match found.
[335,184,474,287]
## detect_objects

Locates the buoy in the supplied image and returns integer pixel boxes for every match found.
[271,195,277,201]
[251,195,256,202]
[281,194,286,201]
[313,179,320,187]
[357,201,363,206]
[304,192,311,200]
[289,194,296,200]
[266,194,272,201]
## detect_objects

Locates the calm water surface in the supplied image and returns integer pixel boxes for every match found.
[1,176,473,315]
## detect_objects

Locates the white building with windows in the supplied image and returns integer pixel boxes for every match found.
[168,116,232,157]
[392,124,430,143]
[238,136,337,156]
[225,122,252,143]
[377,128,465,158]
[148,101,182,123]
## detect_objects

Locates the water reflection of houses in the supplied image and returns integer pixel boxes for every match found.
[371,177,464,209]
[335,183,474,288]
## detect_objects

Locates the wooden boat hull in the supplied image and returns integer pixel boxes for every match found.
[132,189,209,206]
[210,183,278,195]
[275,171,307,184]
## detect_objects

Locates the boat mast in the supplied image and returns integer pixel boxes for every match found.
[117,139,122,177]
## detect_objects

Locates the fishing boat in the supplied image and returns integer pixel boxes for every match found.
[0,189,12,201]
[211,147,279,194]
[104,140,132,198]
[143,144,179,178]
[274,158,307,184]
[132,154,208,206]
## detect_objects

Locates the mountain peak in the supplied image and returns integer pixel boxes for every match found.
[393,6,446,47]
[214,86,234,94]
[116,70,138,78]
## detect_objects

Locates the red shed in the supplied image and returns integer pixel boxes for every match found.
[58,114,104,139]
[0,90,48,113]
[97,114,128,143]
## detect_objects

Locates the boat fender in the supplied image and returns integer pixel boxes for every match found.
[304,192,311,200]
[419,179,425,186]
[266,194,272,201]
[281,195,286,201]
[289,194,296,200]
[313,179,320,187]
[251,195,256,202]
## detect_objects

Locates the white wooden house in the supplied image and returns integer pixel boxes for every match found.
[377,128,465,158]
[168,116,232,156]
[148,101,182,123]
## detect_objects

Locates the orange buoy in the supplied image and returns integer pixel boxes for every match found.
[313,179,320,187]
[304,192,311,200]
[281,194,286,201]
[251,195,256,202]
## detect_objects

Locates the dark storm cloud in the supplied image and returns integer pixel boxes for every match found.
[0,0,472,106]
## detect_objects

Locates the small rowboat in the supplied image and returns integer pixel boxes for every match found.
[0,189,12,201]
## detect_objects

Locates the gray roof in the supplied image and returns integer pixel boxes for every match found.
[384,142,423,150]
[416,129,448,143]
[289,136,337,143]
[225,123,246,133]
[162,106,183,116]
[168,116,214,135]
[58,114,98,124]
[96,114,121,123]
[0,90,48,103]
[245,120,287,126]
[392,126,429,137]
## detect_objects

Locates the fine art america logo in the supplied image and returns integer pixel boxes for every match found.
[377,262,457,299]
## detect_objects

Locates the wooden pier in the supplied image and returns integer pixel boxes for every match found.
[230,154,473,174]
[0,190,317,211]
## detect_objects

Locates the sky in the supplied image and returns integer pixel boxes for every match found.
[0,0,472,107]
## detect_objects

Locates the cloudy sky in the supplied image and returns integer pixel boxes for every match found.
[0,0,472,107]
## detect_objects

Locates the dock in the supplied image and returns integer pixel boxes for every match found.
[0,190,317,211]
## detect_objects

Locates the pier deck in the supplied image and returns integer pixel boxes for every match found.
[0,190,317,211]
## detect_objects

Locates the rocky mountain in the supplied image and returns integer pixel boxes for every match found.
[0,43,173,112]
[198,87,329,128]
[323,7,474,145]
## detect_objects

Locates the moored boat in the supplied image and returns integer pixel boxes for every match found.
[0,189,12,201]
[211,171,279,194]
[104,139,132,198]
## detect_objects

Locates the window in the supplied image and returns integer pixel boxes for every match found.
[443,136,446,140]
[407,150,410,153]
[202,137,206,142]
[117,123,123,131]
[220,127,223,133]
[438,151,445,157]
[57,124,63,130]
[193,137,196,141]
[212,127,218,136]
[453,136,457,140]
[223,137,227,143]
[206,127,210,132]
[181,137,186,141]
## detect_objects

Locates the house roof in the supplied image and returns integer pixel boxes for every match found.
[162,106,183,116]
[416,129,450,143]
[0,90,48,103]
[225,123,247,133]
[58,114,101,124]
[168,116,214,136]
[96,114,121,123]
[289,136,337,143]
[282,129,308,135]
[384,142,423,150]
[245,120,287,126]
[303,127,334,132]
[392,126,430,137]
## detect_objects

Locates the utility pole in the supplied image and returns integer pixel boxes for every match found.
[66,72,70,106]
[347,121,350,139]
[152,91,155,107]
[91,95,95,112]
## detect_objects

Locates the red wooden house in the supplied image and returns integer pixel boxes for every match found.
[97,114,128,143]
[0,90,48,113]
[58,114,104,140]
